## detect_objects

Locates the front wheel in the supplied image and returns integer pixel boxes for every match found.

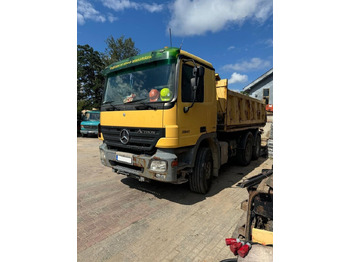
[189,147,213,194]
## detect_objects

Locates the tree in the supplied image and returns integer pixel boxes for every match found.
[77,44,104,116]
[240,90,250,96]
[103,35,140,66]
[77,36,140,120]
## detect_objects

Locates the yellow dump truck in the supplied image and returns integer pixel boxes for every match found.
[99,47,266,193]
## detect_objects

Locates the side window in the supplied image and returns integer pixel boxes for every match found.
[181,64,204,103]
[263,88,270,104]
[263,88,270,96]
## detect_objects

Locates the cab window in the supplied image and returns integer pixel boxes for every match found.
[181,64,204,103]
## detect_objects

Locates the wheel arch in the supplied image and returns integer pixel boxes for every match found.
[237,130,255,149]
[252,128,261,144]
[188,133,220,177]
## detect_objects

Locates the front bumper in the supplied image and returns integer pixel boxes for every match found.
[80,130,98,135]
[99,143,179,183]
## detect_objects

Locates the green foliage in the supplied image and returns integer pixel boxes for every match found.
[240,90,250,96]
[77,44,104,117]
[77,36,140,120]
[103,35,140,66]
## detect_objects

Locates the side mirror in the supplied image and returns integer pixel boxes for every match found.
[184,66,204,113]
[193,66,204,77]
[191,66,204,90]
[191,77,197,91]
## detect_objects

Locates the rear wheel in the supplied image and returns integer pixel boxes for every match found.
[189,147,213,194]
[252,133,261,160]
[237,133,253,166]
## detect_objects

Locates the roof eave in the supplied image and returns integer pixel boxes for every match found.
[243,68,273,91]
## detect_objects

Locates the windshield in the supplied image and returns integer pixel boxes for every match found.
[103,61,176,106]
[83,112,100,121]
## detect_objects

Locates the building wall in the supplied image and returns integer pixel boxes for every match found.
[248,74,273,105]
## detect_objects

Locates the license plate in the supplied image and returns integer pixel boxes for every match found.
[116,154,132,164]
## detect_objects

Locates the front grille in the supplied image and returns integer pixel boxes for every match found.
[83,125,97,130]
[101,126,165,154]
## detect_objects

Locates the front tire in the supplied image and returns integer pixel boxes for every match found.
[189,147,213,194]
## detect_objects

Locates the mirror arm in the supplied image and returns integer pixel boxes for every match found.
[183,99,196,113]
[184,86,197,113]
[182,58,200,113]
[183,58,197,68]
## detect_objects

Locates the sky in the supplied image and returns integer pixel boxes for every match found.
[77,0,273,91]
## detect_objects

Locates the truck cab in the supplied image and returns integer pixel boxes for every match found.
[80,110,100,137]
[99,47,265,194]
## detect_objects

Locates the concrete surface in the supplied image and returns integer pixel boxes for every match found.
[78,137,273,262]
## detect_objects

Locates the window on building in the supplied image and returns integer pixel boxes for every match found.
[263,88,270,97]
[263,88,270,105]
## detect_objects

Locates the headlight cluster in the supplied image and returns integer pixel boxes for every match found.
[149,160,167,172]
[100,149,107,165]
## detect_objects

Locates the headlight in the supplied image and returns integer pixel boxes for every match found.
[100,149,107,165]
[150,160,167,172]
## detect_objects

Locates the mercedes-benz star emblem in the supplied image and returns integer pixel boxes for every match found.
[120,129,130,144]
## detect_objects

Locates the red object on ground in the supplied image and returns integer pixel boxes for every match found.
[225,238,242,255]
[225,238,237,245]
[230,241,243,255]
[237,242,252,258]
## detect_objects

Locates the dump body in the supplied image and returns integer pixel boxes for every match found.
[216,78,266,131]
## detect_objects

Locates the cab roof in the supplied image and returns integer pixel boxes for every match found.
[103,47,213,76]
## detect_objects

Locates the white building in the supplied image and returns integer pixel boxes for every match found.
[243,68,273,106]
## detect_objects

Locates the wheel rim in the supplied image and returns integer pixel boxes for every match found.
[190,147,213,193]
[204,161,212,180]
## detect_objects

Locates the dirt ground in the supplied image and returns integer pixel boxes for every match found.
[77,136,273,262]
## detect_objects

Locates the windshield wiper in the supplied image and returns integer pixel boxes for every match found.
[135,101,157,110]
[102,101,120,110]
[103,100,113,104]
[123,98,157,110]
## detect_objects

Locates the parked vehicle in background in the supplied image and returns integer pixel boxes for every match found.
[80,110,100,137]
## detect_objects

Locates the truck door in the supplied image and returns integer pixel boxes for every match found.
[176,60,216,147]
